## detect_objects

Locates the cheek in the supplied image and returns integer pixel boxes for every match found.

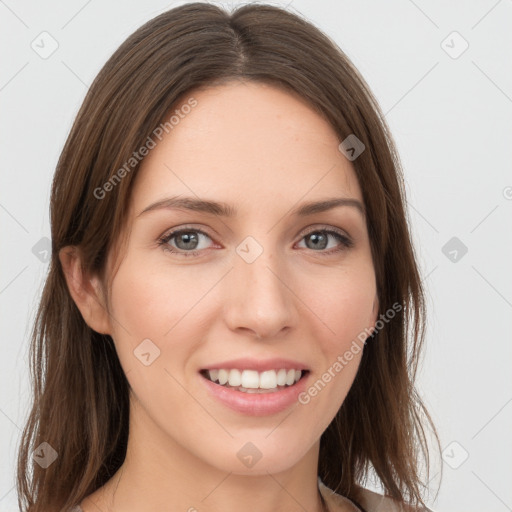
[302,277,373,413]
[336,285,375,342]
[106,256,232,391]
[106,261,209,408]
[108,259,213,342]
[105,263,198,387]
[306,267,376,349]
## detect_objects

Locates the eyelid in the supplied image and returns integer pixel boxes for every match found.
[157,224,214,246]
[157,225,216,251]
[159,222,351,240]
[299,223,351,239]
[297,225,354,251]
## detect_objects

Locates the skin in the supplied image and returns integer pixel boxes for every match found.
[60,80,379,512]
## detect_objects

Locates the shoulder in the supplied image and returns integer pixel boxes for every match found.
[319,480,434,512]
[354,486,434,512]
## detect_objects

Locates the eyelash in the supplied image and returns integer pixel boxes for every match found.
[157,225,354,258]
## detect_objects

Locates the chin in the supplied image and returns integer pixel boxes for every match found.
[197,432,316,476]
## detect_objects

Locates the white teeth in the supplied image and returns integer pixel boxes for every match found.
[259,370,277,389]
[205,368,304,390]
[276,369,287,386]
[228,369,242,387]
[218,369,229,385]
[285,369,295,386]
[241,370,260,388]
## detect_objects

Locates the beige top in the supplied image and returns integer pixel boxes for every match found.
[319,479,434,512]
[71,480,433,512]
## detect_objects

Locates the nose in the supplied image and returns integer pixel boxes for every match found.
[222,244,299,340]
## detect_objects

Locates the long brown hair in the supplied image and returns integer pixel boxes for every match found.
[16,3,441,510]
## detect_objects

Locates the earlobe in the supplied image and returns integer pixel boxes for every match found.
[58,246,112,335]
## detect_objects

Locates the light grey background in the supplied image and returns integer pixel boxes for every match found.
[1,1,511,511]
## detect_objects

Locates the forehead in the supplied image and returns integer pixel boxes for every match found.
[131,81,361,215]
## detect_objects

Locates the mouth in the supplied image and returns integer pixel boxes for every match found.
[199,368,310,394]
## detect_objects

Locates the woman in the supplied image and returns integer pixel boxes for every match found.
[16,3,441,511]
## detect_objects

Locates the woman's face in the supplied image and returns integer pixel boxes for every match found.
[104,81,378,475]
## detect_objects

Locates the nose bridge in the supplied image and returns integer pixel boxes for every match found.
[225,234,297,338]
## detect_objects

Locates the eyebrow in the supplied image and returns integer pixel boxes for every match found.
[137,195,365,219]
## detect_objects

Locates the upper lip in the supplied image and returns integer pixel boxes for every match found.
[200,358,310,372]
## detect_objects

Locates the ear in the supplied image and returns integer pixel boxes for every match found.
[59,246,112,335]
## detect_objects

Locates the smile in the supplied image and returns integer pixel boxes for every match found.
[200,368,307,393]
[199,368,311,415]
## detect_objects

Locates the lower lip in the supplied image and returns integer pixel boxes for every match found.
[199,371,310,416]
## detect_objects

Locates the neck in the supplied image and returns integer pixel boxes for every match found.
[82,394,327,512]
